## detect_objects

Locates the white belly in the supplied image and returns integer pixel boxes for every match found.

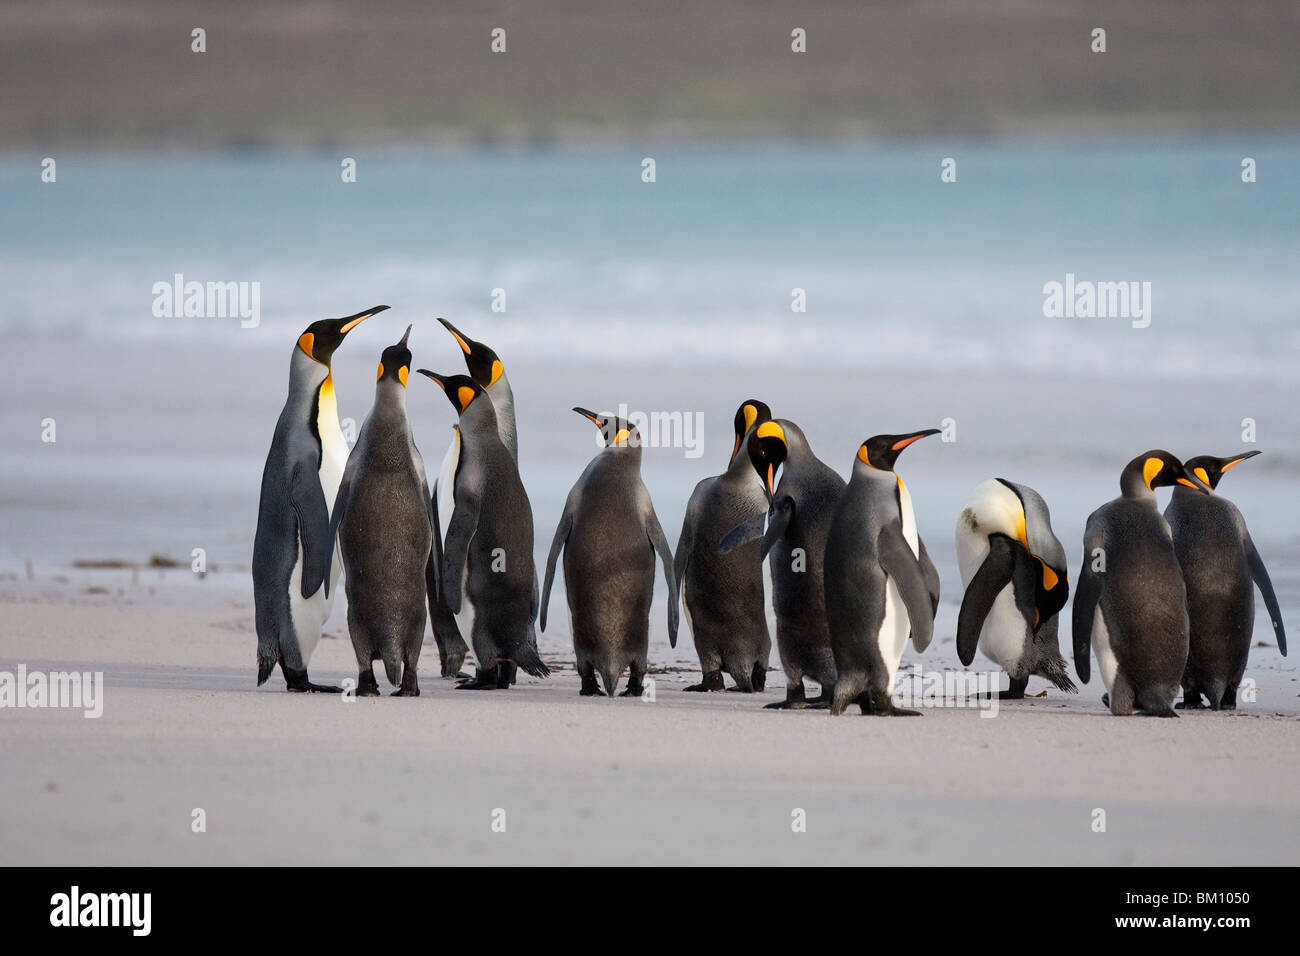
[317,383,348,605]
[979,587,1027,671]
[1092,605,1118,692]
[879,478,921,690]
[436,428,460,553]
[288,541,330,665]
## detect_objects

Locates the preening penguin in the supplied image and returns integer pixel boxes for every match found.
[418,370,548,688]
[1072,451,1211,716]
[540,407,678,697]
[955,479,1075,698]
[1166,451,1286,710]
[674,400,773,692]
[252,304,387,692]
[823,430,941,716]
[330,327,433,696]
[719,419,845,709]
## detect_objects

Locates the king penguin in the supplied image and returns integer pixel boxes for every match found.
[823,430,941,716]
[955,479,1075,698]
[718,419,846,709]
[417,370,548,688]
[252,304,387,692]
[425,319,518,680]
[541,408,678,697]
[1165,451,1286,709]
[674,399,773,692]
[330,327,434,696]
[1072,450,1211,716]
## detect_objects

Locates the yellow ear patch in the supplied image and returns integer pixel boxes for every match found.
[1042,563,1059,590]
[756,421,785,442]
[489,359,504,386]
[1015,511,1029,550]
[857,445,872,467]
[457,386,476,409]
[742,404,757,432]
[1143,456,1164,489]
[1194,466,1210,486]
[613,427,632,445]
[298,332,315,358]
[376,362,384,382]
[398,366,408,387]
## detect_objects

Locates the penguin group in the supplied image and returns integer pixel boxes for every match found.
[253,309,1287,715]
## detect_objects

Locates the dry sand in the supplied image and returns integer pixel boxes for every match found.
[2,571,1296,866]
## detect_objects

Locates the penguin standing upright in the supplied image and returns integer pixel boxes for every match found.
[955,479,1075,698]
[541,408,678,697]
[252,305,387,692]
[1166,451,1286,710]
[417,370,548,688]
[674,400,773,692]
[823,430,941,716]
[330,327,433,696]
[1072,450,1211,716]
[718,419,847,709]
[424,319,518,679]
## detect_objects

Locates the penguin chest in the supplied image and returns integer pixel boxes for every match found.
[877,480,920,686]
[980,586,1028,670]
[315,392,348,605]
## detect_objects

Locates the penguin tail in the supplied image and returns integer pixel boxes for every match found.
[257,653,278,686]
[1039,656,1079,695]
[599,665,620,698]
[513,644,550,680]
[381,647,403,688]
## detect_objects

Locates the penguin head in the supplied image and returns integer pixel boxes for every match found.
[438,318,505,390]
[856,428,941,472]
[573,407,639,448]
[417,370,484,416]
[1122,449,1211,497]
[731,399,773,463]
[1182,451,1261,491]
[296,304,389,366]
[745,420,788,500]
[375,326,413,388]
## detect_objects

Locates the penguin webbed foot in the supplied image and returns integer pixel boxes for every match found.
[683,671,726,693]
[283,667,343,694]
[619,682,644,698]
[579,675,605,697]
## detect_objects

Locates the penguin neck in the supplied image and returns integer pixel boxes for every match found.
[602,441,642,469]
[458,399,500,444]
[487,374,518,460]
[1119,462,1158,503]
[370,381,410,428]
[287,348,341,442]
[852,458,897,487]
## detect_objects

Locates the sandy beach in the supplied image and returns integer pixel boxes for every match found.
[2,559,1296,866]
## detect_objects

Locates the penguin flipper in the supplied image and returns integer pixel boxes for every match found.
[760,498,794,561]
[878,521,934,652]
[956,533,1016,666]
[646,510,679,645]
[718,511,767,555]
[917,535,941,617]
[1071,546,1102,685]
[292,459,334,600]
[540,508,572,633]
[1245,533,1286,655]
[441,487,483,615]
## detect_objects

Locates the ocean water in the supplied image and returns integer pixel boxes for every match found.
[1,139,1297,669]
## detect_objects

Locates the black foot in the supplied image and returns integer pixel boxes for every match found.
[1175,698,1205,710]
[579,674,605,697]
[356,671,381,697]
[684,670,725,692]
[391,685,420,697]
[283,667,342,693]
[495,662,512,690]
[620,682,644,698]
[1101,693,1110,708]
[752,663,767,692]
[456,675,502,690]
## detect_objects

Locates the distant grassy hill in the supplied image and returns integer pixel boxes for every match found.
[3,0,1297,148]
